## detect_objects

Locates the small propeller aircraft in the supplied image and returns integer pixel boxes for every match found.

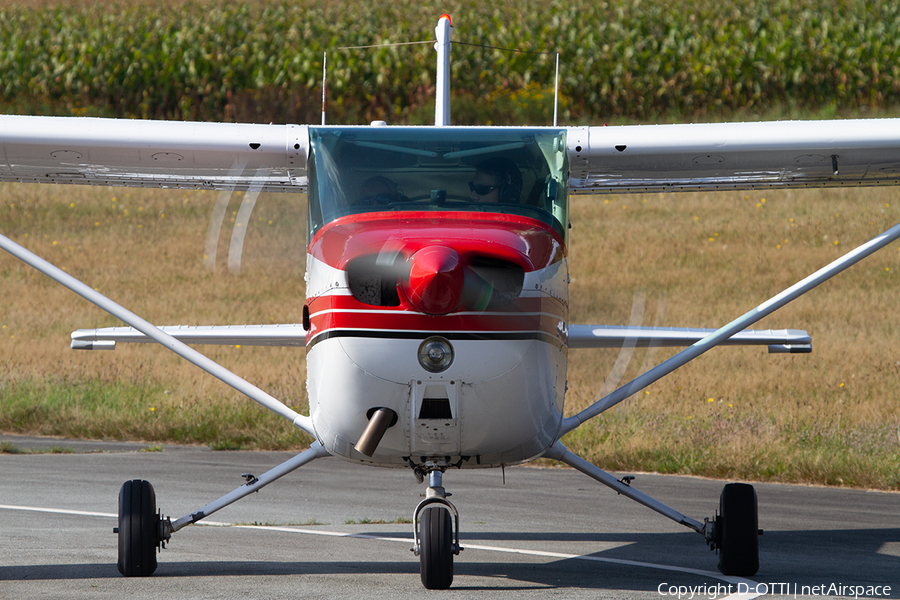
[2,14,900,589]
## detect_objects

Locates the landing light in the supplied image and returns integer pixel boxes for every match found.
[418,336,454,372]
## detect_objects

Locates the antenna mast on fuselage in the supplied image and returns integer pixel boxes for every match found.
[434,14,452,126]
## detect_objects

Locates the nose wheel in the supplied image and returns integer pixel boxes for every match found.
[412,468,462,589]
[419,506,454,588]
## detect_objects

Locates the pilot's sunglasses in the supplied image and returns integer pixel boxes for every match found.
[468,182,499,195]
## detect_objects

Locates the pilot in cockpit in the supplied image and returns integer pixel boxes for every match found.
[355,175,408,206]
[468,157,522,203]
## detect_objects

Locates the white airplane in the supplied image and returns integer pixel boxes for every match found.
[2,14,900,589]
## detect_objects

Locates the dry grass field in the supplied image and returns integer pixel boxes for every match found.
[0,184,309,449]
[565,186,900,489]
[1,181,899,488]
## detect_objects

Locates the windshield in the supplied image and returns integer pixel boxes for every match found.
[307,126,568,240]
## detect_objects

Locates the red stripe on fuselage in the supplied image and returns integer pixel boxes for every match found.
[307,299,564,339]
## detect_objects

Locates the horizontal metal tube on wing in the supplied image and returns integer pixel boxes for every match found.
[767,343,812,354]
[70,339,117,351]
[71,324,308,349]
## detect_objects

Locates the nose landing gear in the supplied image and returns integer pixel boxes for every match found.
[411,467,462,589]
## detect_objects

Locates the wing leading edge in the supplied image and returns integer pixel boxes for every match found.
[0,116,308,192]
[566,118,900,193]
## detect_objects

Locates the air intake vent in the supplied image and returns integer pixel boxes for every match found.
[346,254,402,306]
[466,256,525,310]
[419,398,453,419]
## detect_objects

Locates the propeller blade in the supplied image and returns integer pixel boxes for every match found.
[204,157,248,272]
[227,168,267,274]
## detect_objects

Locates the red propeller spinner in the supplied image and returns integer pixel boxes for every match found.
[402,245,465,315]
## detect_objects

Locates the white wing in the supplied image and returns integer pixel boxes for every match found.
[6,115,900,195]
[565,119,900,193]
[0,115,308,192]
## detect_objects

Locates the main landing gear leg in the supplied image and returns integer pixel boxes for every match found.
[116,442,330,577]
[544,442,759,577]
[412,467,462,589]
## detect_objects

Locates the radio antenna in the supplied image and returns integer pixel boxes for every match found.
[321,51,327,126]
[553,53,560,127]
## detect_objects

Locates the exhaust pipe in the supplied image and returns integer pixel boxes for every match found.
[355,408,397,457]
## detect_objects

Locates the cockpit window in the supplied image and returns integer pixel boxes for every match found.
[307,126,569,239]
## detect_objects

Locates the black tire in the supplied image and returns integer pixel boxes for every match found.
[419,506,453,589]
[717,482,759,576]
[117,479,159,577]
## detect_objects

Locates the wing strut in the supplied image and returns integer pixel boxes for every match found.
[559,220,900,437]
[0,232,316,439]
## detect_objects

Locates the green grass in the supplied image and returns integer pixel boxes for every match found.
[561,406,900,488]
[344,517,414,525]
[0,377,310,450]
[235,519,328,527]
[0,441,76,454]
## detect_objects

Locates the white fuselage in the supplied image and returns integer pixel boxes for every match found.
[304,213,569,468]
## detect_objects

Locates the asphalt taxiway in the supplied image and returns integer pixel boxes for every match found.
[1,435,897,599]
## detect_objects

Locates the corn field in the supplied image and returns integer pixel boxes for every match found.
[1,0,899,125]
